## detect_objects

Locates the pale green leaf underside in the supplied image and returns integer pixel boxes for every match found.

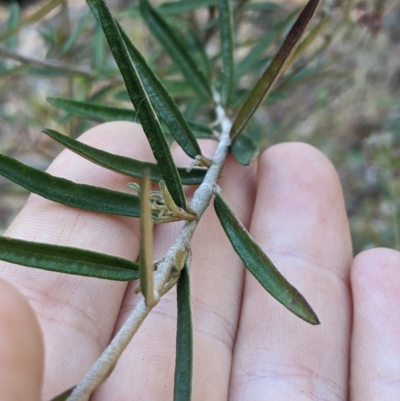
[42,128,206,185]
[174,264,193,401]
[0,154,141,218]
[230,134,259,166]
[214,193,319,325]
[0,236,139,281]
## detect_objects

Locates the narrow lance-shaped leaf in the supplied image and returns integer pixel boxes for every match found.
[139,170,156,307]
[214,193,319,324]
[88,0,187,209]
[0,154,141,218]
[49,387,75,401]
[93,19,107,71]
[184,26,212,80]
[174,263,193,401]
[0,0,63,43]
[292,14,329,63]
[230,133,259,166]
[139,0,212,100]
[117,22,202,159]
[5,2,20,50]
[218,0,234,107]
[48,97,137,122]
[61,10,92,54]
[47,97,214,140]
[157,0,217,16]
[0,236,139,281]
[230,0,322,140]
[42,128,206,185]
[233,9,299,79]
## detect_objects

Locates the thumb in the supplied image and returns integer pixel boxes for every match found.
[0,278,44,401]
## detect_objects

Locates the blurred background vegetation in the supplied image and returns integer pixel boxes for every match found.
[0,0,399,254]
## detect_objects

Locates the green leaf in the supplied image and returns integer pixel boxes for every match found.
[47,97,213,142]
[139,0,212,100]
[234,10,298,79]
[0,154,141,218]
[187,120,215,139]
[5,2,20,50]
[88,0,187,209]
[214,193,319,325]
[0,236,139,281]
[174,263,193,401]
[42,128,206,185]
[61,10,92,54]
[93,19,107,71]
[230,0,322,140]
[157,0,217,15]
[184,27,212,81]
[47,97,137,122]
[0,0,64,43]
[218,0,234,107]
[139,170,156,307]
[244,2,282,11]
[49,387,75,401]
[292,14,329,63]
[230,133,259,166]
[118,23,202,159]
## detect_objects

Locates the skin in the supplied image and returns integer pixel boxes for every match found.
[0,121,400,400]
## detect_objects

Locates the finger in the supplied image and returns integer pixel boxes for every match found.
[0,122,153,399]
[94,144,257,400]
[350,248,400,400]
[230,143,353,400]
[0,278,44,401]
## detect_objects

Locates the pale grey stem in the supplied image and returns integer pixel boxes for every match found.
[67,90,231,401]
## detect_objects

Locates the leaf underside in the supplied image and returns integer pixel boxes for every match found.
[230,133,259,166]
[214,193,319,325]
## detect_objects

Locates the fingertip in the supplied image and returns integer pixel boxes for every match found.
[258,142,341,197]
[350,248,400,399]
[0,278,44,401]
[255,141,351,274]
[351,247,400,318]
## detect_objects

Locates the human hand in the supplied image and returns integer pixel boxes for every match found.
[1,121,399,400]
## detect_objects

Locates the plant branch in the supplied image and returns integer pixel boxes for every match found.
[67,91,232,401]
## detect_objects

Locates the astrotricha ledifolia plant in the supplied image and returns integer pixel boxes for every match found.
[0,0,322,399]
